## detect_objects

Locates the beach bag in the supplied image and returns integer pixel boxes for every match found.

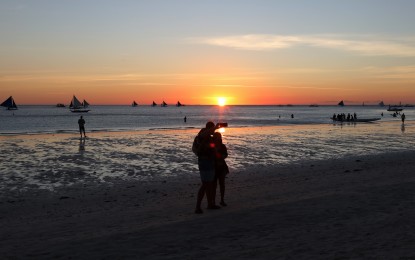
[192,134,202,156]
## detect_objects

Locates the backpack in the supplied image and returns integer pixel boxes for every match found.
[192,134,202,156]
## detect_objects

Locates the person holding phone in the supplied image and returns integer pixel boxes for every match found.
[195,121,222,214]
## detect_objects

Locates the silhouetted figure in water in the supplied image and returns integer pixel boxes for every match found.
[78,116,86,138]
[291,114,294,119]
[184,116,187,123]
[401,113,406,124]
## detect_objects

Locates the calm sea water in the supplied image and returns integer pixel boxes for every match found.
[0,105,411,135]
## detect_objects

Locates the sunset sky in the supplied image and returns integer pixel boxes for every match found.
[1,0,415,105]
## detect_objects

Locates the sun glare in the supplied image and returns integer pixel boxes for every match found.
[217,97,227,106]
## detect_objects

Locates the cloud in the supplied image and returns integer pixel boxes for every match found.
[190,34,415,57]
[361,66,415,81]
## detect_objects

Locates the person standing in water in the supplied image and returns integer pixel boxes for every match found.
[401,113,406,124]
[78,116,86,138]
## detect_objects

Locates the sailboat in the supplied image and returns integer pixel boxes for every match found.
[161,101,167,107]
[151,101,157,107]
[338,100,345,106]
[132,101,138,107]
[387,105,403,112]
[1,96,18,110]
[82,99,90,108]
[176,101,184,107]
[69,95,90,113]
[379,101,385,107]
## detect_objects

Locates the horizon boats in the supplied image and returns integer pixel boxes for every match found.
[387,105,403,112]
[69,95,90,113]
[132,101,138,107]
[1,96,18,110]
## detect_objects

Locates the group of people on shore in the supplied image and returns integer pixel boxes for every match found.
[194,122,229,214]
[332,113,357,122]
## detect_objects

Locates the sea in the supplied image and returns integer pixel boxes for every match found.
[0,105,411,135]
[1,105,414,191]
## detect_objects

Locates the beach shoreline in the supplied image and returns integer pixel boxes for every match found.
[1,122,414,193]
[2,147,415,258]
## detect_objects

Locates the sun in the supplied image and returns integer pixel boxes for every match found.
[217,97,227,106]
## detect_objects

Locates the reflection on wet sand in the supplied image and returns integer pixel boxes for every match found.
[0,121,414,191]
[79,138,86,152]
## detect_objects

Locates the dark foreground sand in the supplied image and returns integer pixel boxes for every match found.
[1,150,415,259]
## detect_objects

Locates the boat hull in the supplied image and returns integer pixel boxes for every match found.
[387,108,403,112]
[70,109,90,113]
[330,118,381,123]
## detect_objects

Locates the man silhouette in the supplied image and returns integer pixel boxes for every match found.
[78,116,86,138]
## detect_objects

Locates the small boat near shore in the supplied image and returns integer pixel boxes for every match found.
[387,105,403,112]
[330,117,381,123]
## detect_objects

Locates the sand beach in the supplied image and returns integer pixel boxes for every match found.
[1,124,415,259]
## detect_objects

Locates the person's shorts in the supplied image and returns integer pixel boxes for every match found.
[198,158,215,182]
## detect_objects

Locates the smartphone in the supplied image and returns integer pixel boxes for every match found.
[218,122,228,128]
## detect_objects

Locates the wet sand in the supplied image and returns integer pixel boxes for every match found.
[1,140,415,259]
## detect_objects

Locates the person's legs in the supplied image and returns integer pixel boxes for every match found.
[212,175,218,206]
[195,183,206,213]
[219,175,226,206]
[197,159,219,211]
[206,182,220,209]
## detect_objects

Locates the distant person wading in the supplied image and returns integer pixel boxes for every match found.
[78,116,86,138]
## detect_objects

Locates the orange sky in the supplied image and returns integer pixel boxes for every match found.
[1,1,415,105]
